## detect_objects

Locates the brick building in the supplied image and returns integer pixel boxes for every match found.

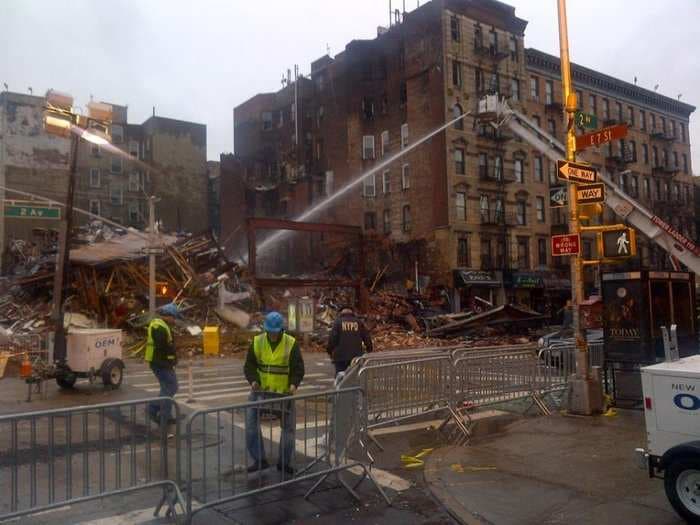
[1,91,208,272]
[224,0,695,313]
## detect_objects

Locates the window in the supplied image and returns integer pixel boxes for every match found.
[534,156,543,182]
[457,236,470,267]
[479,194,489,221]
[651,113,657,130]
[644,178,650,199]
[450,15,460,41]
[111,124,124,144]
[478,153,488,178]
[401,164,410,190]
[538,238,547,266]
[655,180,661,201]
[631,175,639,197]
[576,89,583,109]
[545,80,553,105]
[509,35,518,61]
[128,141,139,158]
[401,124,408,148]
[548,160,557,184]
[627,106,634,126]
[602,99,609,120]
[511,78,520,101]
[110,185,123,205]
[89,168,100,188]
[547,119,556,135]
[452,60,462,87]
[536,196,545,222]
[683,154,689,174]
[673,151,679,168]
[674,183,681,201]
[480,237,492,268]
[381,130,389,157]
[383,209,391,233]
[663,149,669,167]
[530,76,539,101]
[489,29,497,50]
[616,102,623,121]
[91,144,101,157]
[455,148,466,175]
[402,205,411,232]
[364,212,376,230]
[262,112,273,130]
[661,116,666,133]
[494,155,503,180]
[494,197,504,222]
[128,202,139,223]
[589,95,597,115]
[89,199,100,216]
[362,135,375,159]
[516,201,526,225]
[671,120,677,139]
[456,192,467,220]
[681,123,686,143]
[111,156,122,174]
[517,237,529,269]
[363,173,376,197]
[475,68,484,93]
[489,70,499,93]
[640,110,646,130]
[643,143,649,164]
[583,241,593,260]
[382,170,391,194]
[665,181,671,201]
[629,140,637,161]
[685,186,691,204]
[532,115,541,128]
[453,104,464,130]
[315,139,323,160]
[514,159,523,183]
[128,171,144,192]
[652,146,659,166]
[362,97,375,120]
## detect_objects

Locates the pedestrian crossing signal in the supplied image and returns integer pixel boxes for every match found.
[599,228,636,260]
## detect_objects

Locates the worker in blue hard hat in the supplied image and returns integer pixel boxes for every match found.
[244,311,304,478]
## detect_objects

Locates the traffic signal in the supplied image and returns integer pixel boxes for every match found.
[599,227,637,259]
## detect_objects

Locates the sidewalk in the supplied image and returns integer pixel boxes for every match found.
[424,410,684,525]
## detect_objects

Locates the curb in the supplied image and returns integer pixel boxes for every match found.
[423,447,490,525]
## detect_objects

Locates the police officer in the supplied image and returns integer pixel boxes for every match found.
[145,314,178,424]
[244,311,304,477]
[327,306,373,375]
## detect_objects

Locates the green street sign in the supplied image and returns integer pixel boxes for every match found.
[574,111,598,129]
[4,204,61,220]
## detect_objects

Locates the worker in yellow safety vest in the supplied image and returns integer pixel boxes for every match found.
[145,314,178,425]
[244,311,304,477]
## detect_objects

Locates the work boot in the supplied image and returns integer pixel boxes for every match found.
[247,460,270,473]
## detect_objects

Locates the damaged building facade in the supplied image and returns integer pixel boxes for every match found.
[223,0,695,314]
[1,91,209,273]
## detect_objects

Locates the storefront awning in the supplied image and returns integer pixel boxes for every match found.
[454,269,501,288]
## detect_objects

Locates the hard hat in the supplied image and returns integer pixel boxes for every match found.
[263,311,285,333]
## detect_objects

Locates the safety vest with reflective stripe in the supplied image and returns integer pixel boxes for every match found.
[144,318,173,363]
[253,333,295,394]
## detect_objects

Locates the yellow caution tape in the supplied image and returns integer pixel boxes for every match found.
[400,448,435,469]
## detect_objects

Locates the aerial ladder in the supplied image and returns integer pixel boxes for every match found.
[478,95,700,275]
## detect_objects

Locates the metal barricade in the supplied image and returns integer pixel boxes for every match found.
[0,397,185,522]
[351,345,457,368]
[451,343,537,362]
[452,350,540,408]
[358,356,452,430]
[184,387,388,522]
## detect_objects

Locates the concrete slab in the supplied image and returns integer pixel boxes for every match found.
[425,410,684,525]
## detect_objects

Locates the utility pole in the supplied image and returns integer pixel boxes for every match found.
[557,0,603,414]
[51,118,79,365]
[148,195,159,319]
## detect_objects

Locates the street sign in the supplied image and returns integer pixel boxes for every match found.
[552,233,581,256]
[549,186,568,208]
[576,183,605,205]
[574,111,598,129]
[4,203,61,220]
[600,227,637,259]
[557,160,597,183]
[141,247,165,256]
[575,124,628,151]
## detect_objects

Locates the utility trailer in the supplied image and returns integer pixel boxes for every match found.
[636,353,700,523]
[54,329,125,389]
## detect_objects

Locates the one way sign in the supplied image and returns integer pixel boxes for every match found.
[576,183,605,205]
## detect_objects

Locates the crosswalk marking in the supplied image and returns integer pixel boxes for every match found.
[132,372,327,390]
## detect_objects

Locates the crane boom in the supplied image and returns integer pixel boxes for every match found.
[479,96,700,274]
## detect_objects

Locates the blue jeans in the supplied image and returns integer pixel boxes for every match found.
[245,391,296,468]
[148,366,178,420]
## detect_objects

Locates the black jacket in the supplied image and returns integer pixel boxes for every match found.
[244,332,305,388]
[327,313,373,363]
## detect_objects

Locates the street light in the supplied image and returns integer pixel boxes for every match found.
[43,90,113,368]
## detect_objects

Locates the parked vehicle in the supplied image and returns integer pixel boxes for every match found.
[636,355,700,523]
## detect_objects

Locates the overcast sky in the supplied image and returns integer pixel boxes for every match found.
[2,0,699,170]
